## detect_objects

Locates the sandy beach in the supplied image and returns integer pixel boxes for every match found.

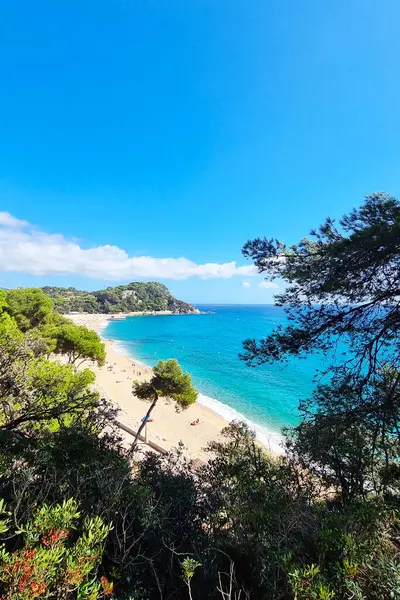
[66,313,229,461]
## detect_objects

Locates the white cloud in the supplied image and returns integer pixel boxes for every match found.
[0,213,258,281]
[242,280,251,288]
[259,280,279,289]
[0,212,28,228]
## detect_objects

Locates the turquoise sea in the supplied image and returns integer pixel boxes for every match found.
[103,305,330,451]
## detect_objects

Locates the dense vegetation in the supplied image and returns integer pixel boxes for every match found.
[42,282,199,314]
[0,192,399,599]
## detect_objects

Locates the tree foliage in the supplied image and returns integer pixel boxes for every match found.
[131,359,198,450]
[0,303,109,434]
[5,288,54,332]
[0,336,107,433]
[239,192,400,596]
[242,192,400,486]
[241,192,400,379]
[51,323,106,368]
[0,288,105,368]
[286,368,400,502]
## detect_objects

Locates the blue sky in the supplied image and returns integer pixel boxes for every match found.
[0,0,399,303]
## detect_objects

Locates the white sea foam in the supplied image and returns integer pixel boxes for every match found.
[197,392,285,455]
[108,339,129,354]
[98,321,111,336]
[108,339,151,369]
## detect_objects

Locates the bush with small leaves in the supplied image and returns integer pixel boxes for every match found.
[289,565,335,600]
[0,498,113,599]
[181,558,201,600]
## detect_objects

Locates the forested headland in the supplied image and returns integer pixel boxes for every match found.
[0,192,399,599]
[41,282,199,314]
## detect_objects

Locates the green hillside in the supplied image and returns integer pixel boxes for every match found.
[42,282,199,314]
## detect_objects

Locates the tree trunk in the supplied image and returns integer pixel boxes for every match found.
[130,392,158,453]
